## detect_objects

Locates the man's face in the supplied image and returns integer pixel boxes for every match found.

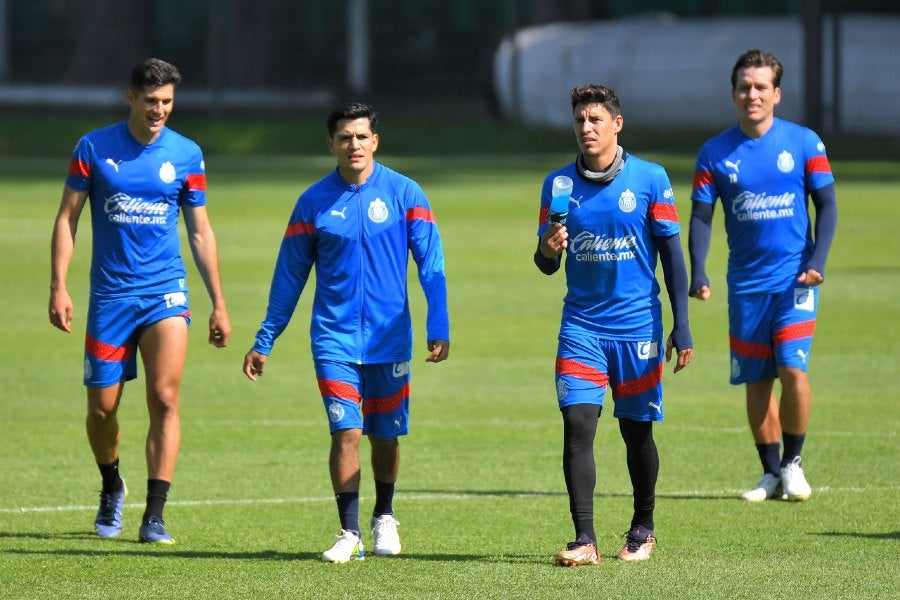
[126,84,175,144]
[732,66,781,130]
[573,102,621,163]
[328,117,379,183]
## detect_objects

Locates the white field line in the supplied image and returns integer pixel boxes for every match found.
[2,486,898,515]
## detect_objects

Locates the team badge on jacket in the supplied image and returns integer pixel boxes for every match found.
[368,198,388,223]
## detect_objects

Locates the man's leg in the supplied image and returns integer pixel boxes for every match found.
[617,418,658,562]
[87,383,128,537]
[137,316,187,543]
[330,428,363,534]
[370,435,401,555]
[777,366,812,500]
[741,379,785,501]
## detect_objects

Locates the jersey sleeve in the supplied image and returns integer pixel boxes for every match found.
[180,144,207,208]
[407,183,450,343]
[803,129,835,192]
[536,174,553,237]
[648,165,681,237]
[691,144,718,204]
[65,136,93,191]
[252,199,317,355]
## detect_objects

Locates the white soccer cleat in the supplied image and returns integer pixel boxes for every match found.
[371,514,401,556]
[780,456,812,501]
[741,472,782,502]
[321,529,365,563]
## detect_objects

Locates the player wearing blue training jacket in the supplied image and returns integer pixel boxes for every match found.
[535,84,693,567]
[689,49,837,503]
[50,58,231,545]
[243,103,449,563]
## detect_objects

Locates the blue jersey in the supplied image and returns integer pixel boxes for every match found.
[252,162,449,364]
[691,117,834,294]
[537,155,681,340]
[65,121,207,297]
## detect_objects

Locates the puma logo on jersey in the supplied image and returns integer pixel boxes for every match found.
[105,158,122,172]
[331,207,347,219]
[725,159,741,172]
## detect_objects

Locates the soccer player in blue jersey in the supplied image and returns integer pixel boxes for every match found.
[242,102,450,563]
[536,84,693,567]
[49,58,232,544]
[689,49,837,502]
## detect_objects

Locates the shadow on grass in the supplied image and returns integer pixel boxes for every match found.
[813,530,900,541]
[403,488,738,501]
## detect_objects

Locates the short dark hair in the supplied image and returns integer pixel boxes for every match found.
[570,84,621,118]
[130,58,182,91]
[327,102,378,137]
[731,49,783,90]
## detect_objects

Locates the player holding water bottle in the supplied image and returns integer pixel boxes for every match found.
[534,83,693,567]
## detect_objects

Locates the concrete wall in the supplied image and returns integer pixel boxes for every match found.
[493,14,900,135]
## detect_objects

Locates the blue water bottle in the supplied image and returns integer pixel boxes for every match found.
[549,175,573,224]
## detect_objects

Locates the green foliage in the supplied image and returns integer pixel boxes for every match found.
[0,155,897,599]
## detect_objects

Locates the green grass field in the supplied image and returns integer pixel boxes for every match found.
[0,150,897,599]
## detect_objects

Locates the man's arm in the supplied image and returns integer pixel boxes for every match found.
[656,233,693,373]
[687,200,714,299]
[182,204,231,347]
[801,182,837,284]
[49,185,88,333]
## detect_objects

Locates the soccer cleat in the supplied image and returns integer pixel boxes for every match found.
[371,514,401,556]
[94,479,127,538]
[321,529,365,563]
[555,536,599,567]
[618,526,656,562]
[780,456,812,501]
[741,472,782,502]
[139,516,176,545]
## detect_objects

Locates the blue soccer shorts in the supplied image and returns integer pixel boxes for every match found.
[314,360,411,439]
[84,291,192,388]
[555,334,665,422]
[728,284,818,384]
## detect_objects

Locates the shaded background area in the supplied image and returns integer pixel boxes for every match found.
[0,0,898,159]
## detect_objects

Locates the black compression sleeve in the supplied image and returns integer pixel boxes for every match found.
[807,183,837,276]
[534,242,561,275]
[688,200,713,294]
[656,233,693,351]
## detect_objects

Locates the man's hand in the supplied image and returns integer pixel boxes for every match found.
[243,349,267,381]
[426,340,450,363]
[690,285,711,301]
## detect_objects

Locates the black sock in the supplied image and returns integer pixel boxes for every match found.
[373,480,395,517]
[781,432,806,468]
[335,492,360,537]
[619,418,658,532]
[562,404,601,546]
[143,479,170,521]
[756,442,782,475]
[97,459,123,494]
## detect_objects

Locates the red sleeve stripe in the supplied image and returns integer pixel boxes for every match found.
[612,364,663,399]
[539,206,550,225]
[284,221,315,238]
[773,320,816,345]
[805,156,832,176]
[650,202,679,223]
[68,159,91,178]
[317,378,362,404]
[406,207,434,222]
[730,334,773,359]
[556,357,610,388]
[362,383,411,416]
[85,334,134,362]
[692,169,714,190]
[186,173,207,191]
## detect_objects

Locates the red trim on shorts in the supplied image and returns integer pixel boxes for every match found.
[556,357,610,387]
[773,320,816,345]
[362,383,411,416]
[730,334,773,359]
[317,378,362,404]
[85,334,134,362]
[612,363,663,399]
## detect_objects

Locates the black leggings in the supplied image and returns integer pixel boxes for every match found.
[562,405,658,541]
